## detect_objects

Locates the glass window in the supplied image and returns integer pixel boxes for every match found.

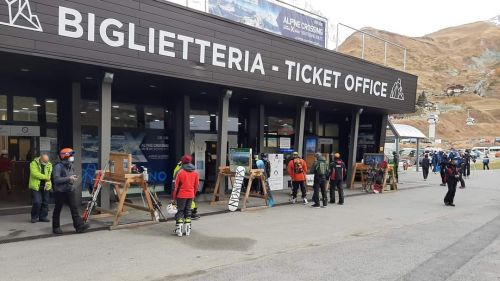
[45,99,58,123]
[46,128,58,162]
[111,103,137,128]
[144,106,165,129]
[324,123,339,137]
[80,100,100,126]
[13,96,39,122]
[267,117,294,136]
[0,95,7,121]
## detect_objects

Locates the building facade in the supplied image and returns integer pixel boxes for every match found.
[0,0,417,208]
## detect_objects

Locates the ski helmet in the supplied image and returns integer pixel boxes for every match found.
[59,148,75,160]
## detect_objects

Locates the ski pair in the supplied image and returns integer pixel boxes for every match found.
[82,161,109,223]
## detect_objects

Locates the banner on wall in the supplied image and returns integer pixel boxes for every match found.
[208,0,326,47]
[81,130,171,195]
[268,153,284,190]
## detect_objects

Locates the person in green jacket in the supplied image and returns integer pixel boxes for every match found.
[29,154,52,223]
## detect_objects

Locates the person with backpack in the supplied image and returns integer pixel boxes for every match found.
[287,152,308,204]
[328,153,346,205]
[172,155,199,237]
[311,152,328,208]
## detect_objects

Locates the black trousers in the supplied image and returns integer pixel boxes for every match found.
[291,181,307,199]
[440,168,446,184]
[52,191,84,229]
[312,179,327,206]
[483,163,489,170]
[31,187,49,220]
[422,167,429,179]
[329,180,344,203]
[175,198,193,223]
[444,180,457,204]
[462,163,470,177]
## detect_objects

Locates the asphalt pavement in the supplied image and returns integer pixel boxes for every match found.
[0,169,499,281]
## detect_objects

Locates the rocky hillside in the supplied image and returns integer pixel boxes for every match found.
[338,18,500,147]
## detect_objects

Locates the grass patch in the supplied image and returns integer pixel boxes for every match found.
[471,161,500,170]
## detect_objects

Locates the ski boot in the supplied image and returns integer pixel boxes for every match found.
[302,197,308,205]
[175,223,183,237]
[289,196,297,204]
[322,198,328,208]
[184,223,191,236]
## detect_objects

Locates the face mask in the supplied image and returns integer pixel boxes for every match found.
[68,156,75,162]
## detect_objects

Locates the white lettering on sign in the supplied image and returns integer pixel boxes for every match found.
[53,6,402,101]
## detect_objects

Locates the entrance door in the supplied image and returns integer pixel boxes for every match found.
[204,141,217,193]
[0,136,39,207]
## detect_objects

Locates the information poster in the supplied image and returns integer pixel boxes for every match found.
[268,153,284,190]
[229,148,252,173]
[279,137,291,149]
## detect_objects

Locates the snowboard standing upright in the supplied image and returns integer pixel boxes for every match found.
[228,166,246,212]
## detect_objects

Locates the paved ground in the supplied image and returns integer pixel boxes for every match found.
[0,169,499,281]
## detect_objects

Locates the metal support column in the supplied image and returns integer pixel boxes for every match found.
[295,102,306,157]
[259,104,265,153]
[71,82,83,204]
[98,73,113,209]
[216,91,231,196]
[378,115,388,153]
[346,109,362,188]
[416,138,420,172]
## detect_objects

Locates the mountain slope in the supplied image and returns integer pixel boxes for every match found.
[338,20,500,147]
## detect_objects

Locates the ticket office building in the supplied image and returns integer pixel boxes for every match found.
[0,0,417,208]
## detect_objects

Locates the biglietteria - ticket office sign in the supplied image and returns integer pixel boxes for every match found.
[0,1,416,111]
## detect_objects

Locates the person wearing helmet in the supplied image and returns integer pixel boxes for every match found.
[328,153,346,205]
[172,155,198,237]
[311,152,328,208]
[29,153,52,223]
[439,153,448,186]
[173,159,200,220]
[286,152,308,204]
[52,148,89,234]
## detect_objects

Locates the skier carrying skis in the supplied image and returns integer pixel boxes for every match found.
[172,155,198,237]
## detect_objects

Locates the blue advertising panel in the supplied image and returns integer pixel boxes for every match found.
[208,0,326,47]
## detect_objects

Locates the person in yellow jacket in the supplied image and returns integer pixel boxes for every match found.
[29,154,52,223]
[173,160,199,220]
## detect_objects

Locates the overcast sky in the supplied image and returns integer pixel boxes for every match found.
[294,0,499,37]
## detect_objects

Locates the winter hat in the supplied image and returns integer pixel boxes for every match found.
[181,155,192,164]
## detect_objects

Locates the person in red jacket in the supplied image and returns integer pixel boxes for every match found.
[287,152,308,204]
[172,155,198,237]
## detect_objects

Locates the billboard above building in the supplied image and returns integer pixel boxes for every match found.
[207,0,327,47]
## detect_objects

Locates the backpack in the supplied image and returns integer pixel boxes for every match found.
[293,159,304,174]
[315,161,328,177]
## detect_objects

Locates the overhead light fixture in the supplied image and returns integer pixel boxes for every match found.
[165,110,169,113]
[128,115,135,118]
[112,105,119,109]
[282,123,288,126]
[80,111,87,114]
[238,122,242,125]
[95,109,100,112]
[210,114,216,117]
[154,119,160,122]
[85,76,93,80]
[206,120,211,123]
[113,116,120,120]
[20,68,30,72]
[46,99,55,103]
[189,116,195,119]
[22,107,29,110]
[103,72,114,83]
[146,112,153,116]
[264,124,268,127]
[13,110,19,113]
[33,104,41,107]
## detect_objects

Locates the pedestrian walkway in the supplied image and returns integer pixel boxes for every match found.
[0,169,431,244]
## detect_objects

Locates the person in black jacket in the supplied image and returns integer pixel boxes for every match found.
[328,153,346,205]
[439,153,448,186]
[444,159,460,206]
[421,154,431,180]
[52,148,89,235]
